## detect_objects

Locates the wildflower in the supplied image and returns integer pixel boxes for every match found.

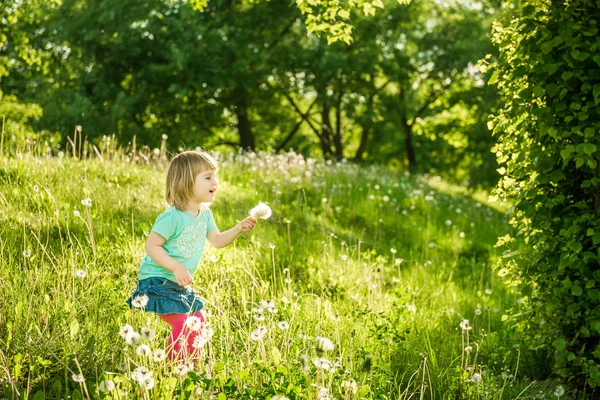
[271,396,290,400]
[140,327,156,341]
[33,185,39,192]
[131,295,149,308]
[342,380,358,394]
[125,331,141,346]
[464,346,473,353]
[374,184,380,190]
[390,248,397,254]
[174,363,189,376]
[250,326,267,341]
[76,125,82,132]
[73,210,80,217]
[192,327,214,349]
[161,134,168,140]
[209,255,218,262]
[185,316,203,332]
[138,377,155,390]
[81,198,92,207]
[554,386,565,397]
[460,319,472,331]
[321,198,327,203]
[392,278,400,283]
[341,254,347,261]
[136,344,151,357]
[249,202,272,219]
[395,258,403,265]
[407,304,417,313]
[459,231,465,238]
[475,308,482,316]
[315,336,335,353]
[119,324,134,338]
[254,314,266,321]
[446,219,452,226]
[470,373,482,384]
[312,357,332,371]
[153,349,166,362]
[485,288,492,295]
[383,195,390,202]
[72,374,85,383]
[501,371,513,380]
[98,380,115,392]
[278,321,290,330]
[23,250,31,258]
[318,387,329,399]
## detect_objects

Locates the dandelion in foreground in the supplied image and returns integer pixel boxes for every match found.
[131,366,152,383]
[485,288,492,295]
[469,373,482,384]
[554,385,565,397]
[23,250,31,258]
[250,326,268,341]
[131,295,148,308]
[185,316,203,332]
[140,327,156,341]
[390,248,397,254]
[174,363,189,376]
[193,327,214,349]
[81,198,92,207]
[136,344,151,357]
[72,373,85,383]
[74,210,80,217]
[98,380,115,392]
[464,346,473,353]
[460,319,472,331]
[312,357,332,371]
[315,336,335,354]
[125,331,141,346]
[119,324,134,338]
[153,349,166,362]
[278,321,290,330]
[249,202,272,219]
[138,377,155,390]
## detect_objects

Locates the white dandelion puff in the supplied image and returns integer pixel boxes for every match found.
[131,295,149,308]
[278,321,290,330]
[153,349,166,362]
[460,319,472,331]
[315,336,335,352]
[469,373,482,384]
[74,210,80,217]
[72,374,85,383]
[119,324,134,338]
[140,327,156,341]
[136,344,151,357]
[125,331,141,346]
[465,346,473,353]
[81,198,92,207]
[174,363,189,376]
[249,202,272,219]
[98,380,115,392]
[139,377,155,390]
[185,316,203,332]
[250,326,267,341]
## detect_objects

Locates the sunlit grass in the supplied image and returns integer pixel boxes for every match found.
[0,151,557,399]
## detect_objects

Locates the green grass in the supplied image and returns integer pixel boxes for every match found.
[0,151,560,399]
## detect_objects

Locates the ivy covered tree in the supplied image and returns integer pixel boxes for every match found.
[488,0,600,390]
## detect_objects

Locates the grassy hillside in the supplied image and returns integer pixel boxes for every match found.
[0,151,558,399]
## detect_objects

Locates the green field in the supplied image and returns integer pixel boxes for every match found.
[0,151,561,399]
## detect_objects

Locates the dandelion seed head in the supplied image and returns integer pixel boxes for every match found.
[125,331,141,345]
[99,379,115,392]
[72,374,85,383]
[119,324,134,338]
[249,202,272,219]
[131,295,149,308]
[315,336,335,353]
[136,344,151,357]
[278,321,290,330]
[185,316,203,332]
[81,198,92,207]
[140,327,156,341]
[153,348,166,362]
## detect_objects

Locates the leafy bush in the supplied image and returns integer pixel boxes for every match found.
[488,0,600,389]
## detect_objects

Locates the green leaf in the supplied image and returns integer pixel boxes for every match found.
[545,84,560,97]
[554,337,567,351]
[583,143,596,155]
[571,285,583,296]
[571,49,590,61]
[588,289,600,300]
[488,70,500,85]
[561,71,574,81]
[70,320,79,340]
[32,390,45,400]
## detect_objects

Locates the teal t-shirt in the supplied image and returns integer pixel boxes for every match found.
[138,206,217,282]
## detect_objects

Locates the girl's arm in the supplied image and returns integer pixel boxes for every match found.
[207,216,256,249]
[146,232,193,286]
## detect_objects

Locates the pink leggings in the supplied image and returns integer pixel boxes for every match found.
[158,311,205,360]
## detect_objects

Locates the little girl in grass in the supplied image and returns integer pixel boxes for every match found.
[127,150,256,360]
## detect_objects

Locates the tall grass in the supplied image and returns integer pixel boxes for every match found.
[0,149,560,399]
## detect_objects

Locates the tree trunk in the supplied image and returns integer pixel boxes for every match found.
[400,116,417,171]
[234,86,255,150]
[354,94,374,162]
[320,105,334,159]
[333,93,344,160]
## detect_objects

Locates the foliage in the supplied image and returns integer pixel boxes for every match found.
[488,0,600,390]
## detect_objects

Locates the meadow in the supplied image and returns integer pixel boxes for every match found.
[0,149,563,399]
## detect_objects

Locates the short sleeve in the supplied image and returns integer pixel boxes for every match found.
[152,211,176,240]
[205,208,217,233]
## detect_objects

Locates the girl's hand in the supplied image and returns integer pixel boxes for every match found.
[238,216,257,233]
[173,264,193,286]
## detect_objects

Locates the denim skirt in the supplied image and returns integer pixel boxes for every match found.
[126,277,204,315]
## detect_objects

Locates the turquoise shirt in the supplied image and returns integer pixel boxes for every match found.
[138,206,217,282]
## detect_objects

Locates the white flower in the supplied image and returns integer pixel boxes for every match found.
[315,336,335,352]
[485,288,492,295]
[475,308,482,316]
[139,377,154,390]
[73,269,87,278]
[390,248,397,254]
[98,379,115,392]
[22,250,31,258]
[33,185,39,192]
[136,344,151,357]
[470,373,482,384]
[73,210,80,217]
[140,327,156,341]
[321,198,327,203]
[209,255,218,262]
[341,254,347,261]
[445,219,452,226]
[185,316,203,332]
[131,295,149,308]
[464,346,473,353]
[153,349,166,362]
[249,202,272,219]
[76,125,82,132]
[460,319,472,331]
[459,231,465,238]
[268,243,276,249]
[407,304,417,313]
[312,357,332,370]
[192,328,214,349]
[119,324,134,338]
[383,195,390,202]
[395,258,403,265]
[72,373,85,383]
[125,331,141,346]
[174,363,189,376]
[554,385,565,397]
[250,326,267,341]
[131,366,152,382]
[278,321,290,330]
[318,387,329,399]
[161,134,168,140]
[81,198,92,207]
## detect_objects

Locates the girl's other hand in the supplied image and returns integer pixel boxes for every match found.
[173,264,193,286]
[238,216,257,232]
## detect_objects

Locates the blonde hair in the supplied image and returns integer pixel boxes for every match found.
[166,150,218,210]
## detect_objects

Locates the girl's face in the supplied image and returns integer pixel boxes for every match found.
[192,169,218,203]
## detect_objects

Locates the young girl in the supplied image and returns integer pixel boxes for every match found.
[127,150,256,359]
